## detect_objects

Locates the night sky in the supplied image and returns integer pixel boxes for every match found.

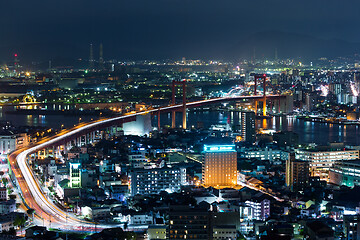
[1,0,360,62]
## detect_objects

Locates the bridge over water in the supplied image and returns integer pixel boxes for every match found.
[8,94,288,228]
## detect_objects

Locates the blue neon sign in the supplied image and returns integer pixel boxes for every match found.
[204,144,236,152]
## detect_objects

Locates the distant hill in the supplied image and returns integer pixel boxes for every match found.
[0,41,87,67]
[227,31,360,60]
[1,31,360,64]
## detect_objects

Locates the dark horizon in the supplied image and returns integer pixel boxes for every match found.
[2,0,360,63]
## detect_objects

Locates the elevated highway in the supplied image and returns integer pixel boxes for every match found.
[9,95,285,228]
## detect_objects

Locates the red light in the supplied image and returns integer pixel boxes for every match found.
[263,74,266,77]
[14,54,17,57]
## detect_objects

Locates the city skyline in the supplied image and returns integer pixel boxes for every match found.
[2,1,360,239]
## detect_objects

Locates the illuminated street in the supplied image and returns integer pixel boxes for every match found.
[2,1,360,238]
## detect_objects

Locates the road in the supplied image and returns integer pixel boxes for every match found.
[8,95,283,228]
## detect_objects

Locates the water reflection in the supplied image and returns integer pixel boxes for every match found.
[167,111,360,145]
[1,105,98,129]
[262,119,267,129]
[1,105,360,145]
[26,115,33,126]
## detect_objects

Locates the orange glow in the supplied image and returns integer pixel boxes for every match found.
[262,119,267,129]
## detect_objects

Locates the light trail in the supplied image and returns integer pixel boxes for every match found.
[9,95,283,228]
[224,86,245,97]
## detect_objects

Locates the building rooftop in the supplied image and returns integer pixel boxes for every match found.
[203,144,236,153]
[306,221,334,238]
[334,160,360,166]
[297,147,356,152]
[213,225,237,229]
[148,224,166,229]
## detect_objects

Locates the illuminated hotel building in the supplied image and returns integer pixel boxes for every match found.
[202,145,237,188]
[295,147,359,181]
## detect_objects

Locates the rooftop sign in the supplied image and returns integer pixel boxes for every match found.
[204,144,236,152]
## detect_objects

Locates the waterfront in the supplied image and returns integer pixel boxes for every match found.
[164,111,360,145]
[0,105,99,129]
[2,105,359,145]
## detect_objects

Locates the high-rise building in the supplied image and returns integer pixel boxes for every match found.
[286,154,309,191]
[69,162,81,188]
[329,83,342,95]
[130,166,186,196]
[240,111,255,143]
[202,144,237,187]
[305,92,315,112]
[167,206,211,240]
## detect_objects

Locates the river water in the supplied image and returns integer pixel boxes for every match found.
[160,111,360,145]
[1,106,359,145]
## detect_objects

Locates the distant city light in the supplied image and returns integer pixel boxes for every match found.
[319,85,329,97]
[350,82,359,97]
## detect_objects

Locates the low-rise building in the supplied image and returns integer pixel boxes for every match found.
[213,225,237,240]
[0,133,16,155]
[243,195,270,221]
[305,221,334,240]
[81,169,98,188]
[0,200,16,214]
[239,203,254,221]
[167,205,211,240]
[329,160,360,187]
[130,213,153,225]
[296,145,359,181]
[343,215,360,240]
[81,206,111,221]
[0,219,13,233]
[239,146,289,162]
[128,152,147,166]
[147,225,166,240]
[47,160,57,177]
[108,184,128,201]
[0,187,7,201]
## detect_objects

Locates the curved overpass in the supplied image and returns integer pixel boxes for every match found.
[9,95,283,227]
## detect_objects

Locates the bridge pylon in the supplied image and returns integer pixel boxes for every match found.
[254,74,267,116]
[171,80,187,129]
